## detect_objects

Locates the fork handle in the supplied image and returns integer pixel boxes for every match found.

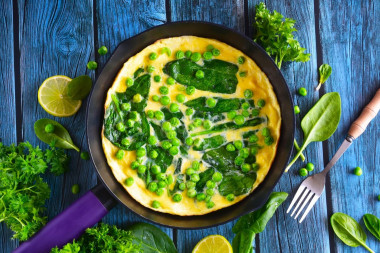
[348,89,380,139]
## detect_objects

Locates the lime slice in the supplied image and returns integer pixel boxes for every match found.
[192,235,233,253]
[38,75,82,117]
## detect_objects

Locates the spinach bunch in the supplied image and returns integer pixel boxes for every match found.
[232,192,288,253]
[0,142,69,241]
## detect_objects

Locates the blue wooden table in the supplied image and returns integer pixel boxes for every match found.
[1,0,379,252]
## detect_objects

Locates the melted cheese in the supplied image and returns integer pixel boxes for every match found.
[102,36,281,215]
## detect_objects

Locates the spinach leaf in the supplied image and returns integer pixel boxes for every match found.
[162,107,184,120]
[242,130,258,139]
[175,125,188,143]
[185,97,242,113]
[117,74,151,112]
[363,214,380,241]
[193,135,226,151]
[149,146,173,173]
[160,108,188,142]
[286,92,341,171]
[169,174,184,195]
[34,118,79,152]
[192,111,225,122]
[232,229,255,253]
[331,212,374,253]
[202,144,240,173]
[191,117,265,137]
[195,168,215,192]
[66,75,92,100]
[232,192,288,233]
[316,63,332,90]
[133,67,144,78]
[128,222,177,253]
[218,171,256,196]
[174,158,183,174]
[150,122,167,141]
[163,58,239,94]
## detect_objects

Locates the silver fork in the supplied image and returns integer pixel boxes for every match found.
[287,89,380,223]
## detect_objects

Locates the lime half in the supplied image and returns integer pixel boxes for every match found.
[38,75,81,117]
[192,235,233,253]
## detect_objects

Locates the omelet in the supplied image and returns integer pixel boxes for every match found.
[102,36,281,215]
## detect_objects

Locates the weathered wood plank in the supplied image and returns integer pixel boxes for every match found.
[318,0,380,252]
[0,1,19,252]
[15,0,97,250]
[94,0,173,238]
[170,0,245,251]
[246,1,331,252]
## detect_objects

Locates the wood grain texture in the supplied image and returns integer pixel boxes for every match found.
[94,0,172,238]
[246,1,331,252]
[318,0,380,252]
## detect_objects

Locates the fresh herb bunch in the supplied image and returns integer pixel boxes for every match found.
[253,2,310,69]
[0,141,69,241]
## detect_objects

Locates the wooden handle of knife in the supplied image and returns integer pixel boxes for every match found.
[348,89,380,139]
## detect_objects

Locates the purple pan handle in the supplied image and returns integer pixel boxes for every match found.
[14,184,116,253]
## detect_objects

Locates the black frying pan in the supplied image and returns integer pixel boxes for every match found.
[15,21,294,253]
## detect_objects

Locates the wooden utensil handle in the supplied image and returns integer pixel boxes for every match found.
[348,89,380,139]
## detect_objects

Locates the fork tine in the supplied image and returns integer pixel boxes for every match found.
[286,185,306,213]
[290,188,310,217]
[299,195,320,223]
[294,192,314,219]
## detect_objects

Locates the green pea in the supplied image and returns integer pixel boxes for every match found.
[203,120,212,130]
[262,127,270,137]
[298,87,307,96]
[161,47,171,56]
[148,135,157,145]
[206,201,215,209]
[206,189,214,196]
[193,138,201,147]
[80,151,90,160]
[241,163,251,173]
[244,89,253,98]
[136,148,146,157]
[116,122,126,132]
[170,103,179,112]
[131,161,140,170]
[137,165,147,174]
[158,180,167,188]
[149,150,158,159]
[257,99,266,107]
[169,146,179,155]
[87,61,97,70]
[238,56,246,64]
[186,86,195,95]
[185,137,193,145]
[155,111,164,120]
[133,94,143,103]
[206,180,215,189]
[173,193,182,202]
[190,52,201,62]
[206,98,216,108]
[45,124,55,133]
[250,147,258,155]
[251,108,260,116]
[116,150,125,160]
[294,105,300,114]
[185,50,192,58]
[151,164,161,174]
[203,51,213,60]
[176,50,185,59]
[152,94,160,102]
[154,75,161,82]
[234,156,244,166]
[299,168,308,176]
[190,173,200,182]
[126,77,134,87]
[306,162,314,171]
[241,102,250,110]
[121,103,131,112]
[176,94,186,103]
[354,167,362,176]
[188,124,195,131]
[239,71,247,77]
[156,188,164,196]
[192,161,200,170]
[196,193,206,201]
[170,117,180,127]
[147,65,155,73]
[194,70,204,79]
[233,140,243,150]
[171,138,180,146]
[206,45,214,51]
[129,111,139,120]
[148,182,158,192]
[234,115,245,125]
[149,52,158,60]
[145,110,154,119]
[185,168,195,176]
[179,182,186,191]
[162,121,172,131]
[151,200,160,209]
[185,108,194,116]
[187,189,197,198]
[240,148,250,158]
[251,163,260,171]
[227,111,236,120]
[166,77,175,85]
[226,193,235,201]
[247,135,258,143]
[212,172,222,182]
[98,46,108,55]
[161,140,172,150]
[205,196,212,203]
[156,173,166,181]
[159,86,169,95]
[166,130,177,139]
[186,181,196,189]
[124,177,134,187]
[241,110,249,118]
[226,144,235,152]
[159,96,170,106]
[264,136,274,146]
[378,195,380,201]
[212,48,220,56]
[71,184,80,194]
